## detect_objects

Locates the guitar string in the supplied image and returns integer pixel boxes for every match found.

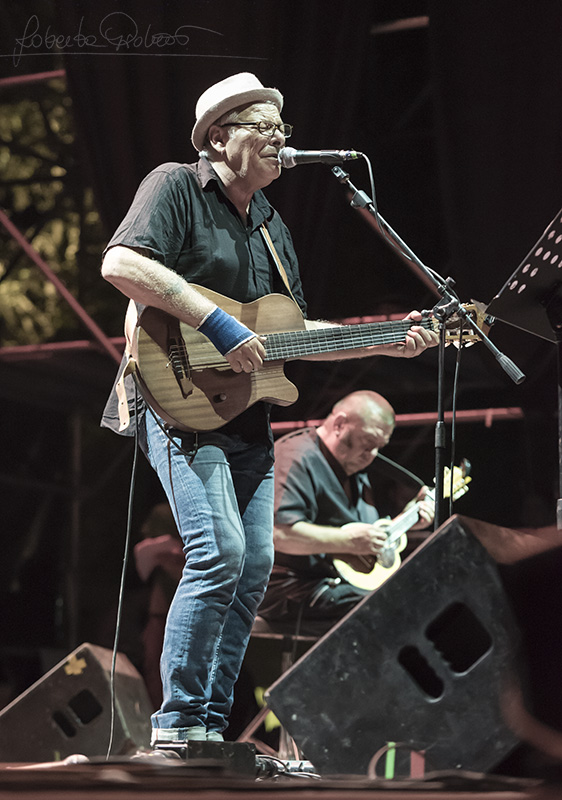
[161,300,481,373]
[166,319,434,371]
[166,312,477,372]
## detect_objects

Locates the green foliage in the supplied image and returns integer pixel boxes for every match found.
[0,76,112,346]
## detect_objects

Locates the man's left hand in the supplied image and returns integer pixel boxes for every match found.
[405,485,435,530]
[385,310,439,358]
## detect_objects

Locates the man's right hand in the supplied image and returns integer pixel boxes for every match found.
[341,521,389,555]
[225,335,266,373]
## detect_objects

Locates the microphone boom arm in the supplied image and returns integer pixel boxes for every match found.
[330,164,525,529]
[330,166,524,385]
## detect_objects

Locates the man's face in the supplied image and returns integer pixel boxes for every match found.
[221,103,286,186]
[334,414,394,476]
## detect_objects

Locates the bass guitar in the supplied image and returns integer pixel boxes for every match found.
[131,287,490,432]
[332,461,472,591]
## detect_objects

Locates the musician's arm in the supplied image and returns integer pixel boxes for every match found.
[102,245,265,372]
[103,245,220,326]
[274,520,388,556]
[302,313,438,360]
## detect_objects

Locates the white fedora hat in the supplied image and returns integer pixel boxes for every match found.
[191,72,283,152]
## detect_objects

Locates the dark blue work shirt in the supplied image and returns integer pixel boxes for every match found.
[272,428,380,579]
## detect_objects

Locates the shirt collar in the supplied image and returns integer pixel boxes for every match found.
[197,154,219,188]
[196,155,274,229]
[317,433,350,486]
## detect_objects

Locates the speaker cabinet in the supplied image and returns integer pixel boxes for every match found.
[0,643,152,762]
[266,515,527,776]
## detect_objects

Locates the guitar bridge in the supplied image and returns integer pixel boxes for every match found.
[167,337,193,398]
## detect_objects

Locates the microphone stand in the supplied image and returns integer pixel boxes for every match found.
[331,165,525,528]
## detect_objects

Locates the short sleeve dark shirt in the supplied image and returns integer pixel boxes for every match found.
[101,157,307,447]
[272,427,380,579]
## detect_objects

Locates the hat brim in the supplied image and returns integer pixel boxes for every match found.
[191,87,283,152]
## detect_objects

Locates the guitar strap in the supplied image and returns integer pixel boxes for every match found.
[116,357,137,431]
[114,299,141,432]
[260,223,297,303]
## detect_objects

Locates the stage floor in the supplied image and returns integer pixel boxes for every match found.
[0,755,559,800]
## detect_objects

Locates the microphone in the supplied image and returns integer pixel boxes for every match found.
[278,147,363,168]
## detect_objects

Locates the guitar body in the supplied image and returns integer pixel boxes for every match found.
[132,287,306,431]
[332,535,407,592]
[331,464,471,592]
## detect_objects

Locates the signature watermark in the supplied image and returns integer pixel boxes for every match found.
[10,13,231,67]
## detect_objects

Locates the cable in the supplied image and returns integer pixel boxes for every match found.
[448,324,465,516]
[255,755,321,780]
[361,155,460,300]
[334,156,462,304]
[376,452,425,487]
[145,402,199,465]
[103,388,199,759]
[106,385,140,760]
[334,156,471,516]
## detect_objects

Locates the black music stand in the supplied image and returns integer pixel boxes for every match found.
[488,205,562,527]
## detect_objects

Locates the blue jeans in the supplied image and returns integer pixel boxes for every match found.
[143,411,275,736]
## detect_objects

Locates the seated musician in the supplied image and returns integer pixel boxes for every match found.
[259,390,435,623]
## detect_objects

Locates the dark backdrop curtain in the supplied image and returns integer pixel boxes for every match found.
[428,0,562,387]
[429,0,562,305]
[57,0,562,327]
[56,0,434,323]
[54,0,562,523]
[429,0,562,527]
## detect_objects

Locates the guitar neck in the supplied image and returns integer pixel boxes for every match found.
[385,485,438,544]
[385,504,421,545]
[264,318,433,361]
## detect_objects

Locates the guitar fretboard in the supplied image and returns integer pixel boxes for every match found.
[264,318,434,361]
[385,504,421,544]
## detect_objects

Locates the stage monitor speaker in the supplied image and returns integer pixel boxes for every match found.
[266,515,527,776]
[0,643,152,762]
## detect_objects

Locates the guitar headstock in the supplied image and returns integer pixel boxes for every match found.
[443,458,472,500]
[429,301,494,347]
[423,460,472,508]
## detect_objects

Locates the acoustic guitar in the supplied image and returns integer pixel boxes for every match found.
[332,462,472,591]
[131,286,490,432]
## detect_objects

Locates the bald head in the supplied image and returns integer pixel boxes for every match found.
[330,390,395,429]
[318,391,396,475]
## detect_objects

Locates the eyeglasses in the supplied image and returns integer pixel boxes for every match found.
[220,121,293,138]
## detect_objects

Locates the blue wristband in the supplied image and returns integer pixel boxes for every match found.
[197,306,254,356]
